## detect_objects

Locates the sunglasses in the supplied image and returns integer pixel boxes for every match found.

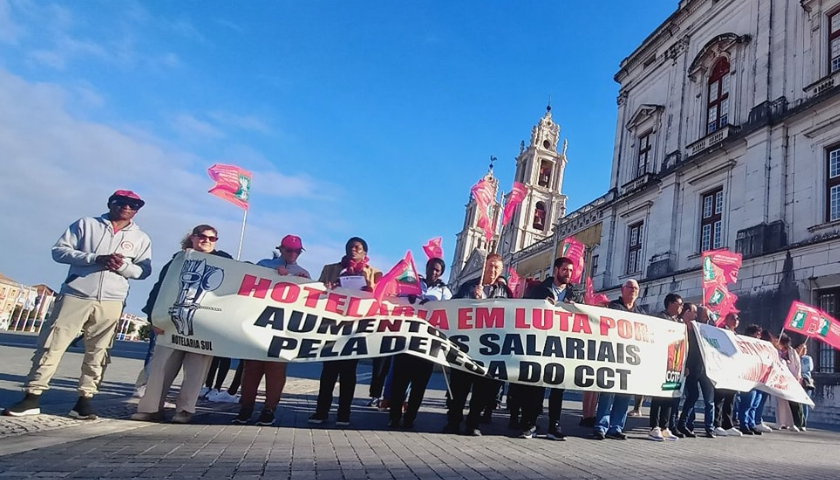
[111,199,143,210]
[279,247,302,254]
[194,234,219,242]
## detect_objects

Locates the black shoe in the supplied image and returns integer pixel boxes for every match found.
[308,413,327,424]
[518,426,536,439]
[704,429,716,438]
[69,396,97,420]
[671,429,685,438]
[2,393,41,417]
[605,431,627,440]
[255,409,275,426]
[579,416,596,427]
[678,425,696,438]
[740,428,755,436]
[593,431,606,440]
[466,428,482,436]
[750,429,763,436]
[402,420,414,430]
[546,422,566,441]
[232,407,253,424]
[335,416,350,427]
[388,418,400,429]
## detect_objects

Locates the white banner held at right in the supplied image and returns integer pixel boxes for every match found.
[693,322,813,406]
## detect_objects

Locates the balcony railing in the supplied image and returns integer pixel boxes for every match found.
[686,124,735,157]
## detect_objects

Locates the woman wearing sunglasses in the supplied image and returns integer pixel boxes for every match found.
[131,224,232,424]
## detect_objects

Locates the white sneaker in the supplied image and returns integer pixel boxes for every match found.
[726,427,743,437]
[133,385,146,398]
[648,427,664,441]
[755,423,772,433]
[366,397,380,408]
[661,428,679,441]
[213,391,240,403]
[800,426,807,432]
[791,425,800,432]
[713,427,728,436]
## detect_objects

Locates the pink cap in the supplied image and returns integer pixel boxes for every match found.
[280,234,304,251]
[109,190,145,207]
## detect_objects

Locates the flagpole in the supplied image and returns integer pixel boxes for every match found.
[236,208,248,260]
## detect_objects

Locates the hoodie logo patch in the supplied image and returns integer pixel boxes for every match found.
[120,241,134,251]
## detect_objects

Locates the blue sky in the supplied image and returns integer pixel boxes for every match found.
[0,0,677,314]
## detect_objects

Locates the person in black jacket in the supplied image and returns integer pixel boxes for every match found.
[131,225,232,424]
[516,256,582,440]
[444,253,512,436]
[676,302,717,438]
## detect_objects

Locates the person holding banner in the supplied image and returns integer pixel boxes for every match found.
[648,293,683,441]
[309,237,382,426]
[712,313,742,437]
[736,324,766,435]
[4,190,152,419]
[388,257,452,429]
[131,225,231,424]
[233,235,310,426]
[516,256,581,441]
[444,253,512,436]
[775,334,804,432]
[593,279,642,440]
[677,303,716,438]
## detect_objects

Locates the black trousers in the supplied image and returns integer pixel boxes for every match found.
[649,397,672,429]
[714,389,736,430]
[315,359,359,419]
[447,370,500,429]
[369,356,392,399]
[519,386,565,429]
[205,357,231,390]
[389,354,434,424]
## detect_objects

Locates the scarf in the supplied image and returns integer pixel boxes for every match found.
[340,255,369,275]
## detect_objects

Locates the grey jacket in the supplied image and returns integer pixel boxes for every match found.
[52,213,153,301]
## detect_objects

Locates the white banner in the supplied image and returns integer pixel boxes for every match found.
[152,251,688,396]
[694,322,814,406]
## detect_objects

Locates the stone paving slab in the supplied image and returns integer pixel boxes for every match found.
[2,373,840,479]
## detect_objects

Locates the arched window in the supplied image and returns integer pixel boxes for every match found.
[706,57,730,135]
[538,160,552,188]
[533,202,546,230]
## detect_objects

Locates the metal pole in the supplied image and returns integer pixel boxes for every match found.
[236,208,248,260]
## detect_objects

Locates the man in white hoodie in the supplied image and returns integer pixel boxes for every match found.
[3,190,152,420]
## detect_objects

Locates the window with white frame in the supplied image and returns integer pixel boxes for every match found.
[828,145,840,222]
[706,57,730,135]
[626,222,644,274]
[637,131,652,177]
[700,188,724,252]
[830,11,840,73]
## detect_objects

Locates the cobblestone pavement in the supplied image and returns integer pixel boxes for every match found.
[2,370,839,480]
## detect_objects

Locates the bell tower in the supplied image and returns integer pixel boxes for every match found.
[500,106,569,254]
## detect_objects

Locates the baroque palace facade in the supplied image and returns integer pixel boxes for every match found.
[450,0,840,422]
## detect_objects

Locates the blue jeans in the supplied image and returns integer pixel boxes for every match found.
[595,393,631,434]
[678,371,715,432]
[756,389,769,424]
[737,390,762,430]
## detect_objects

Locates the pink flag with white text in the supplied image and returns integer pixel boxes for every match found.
[207,163,253,210]
[559,236,585,284]
[471,178,496,242]
[502,182,528,226]
[422,237,444,261]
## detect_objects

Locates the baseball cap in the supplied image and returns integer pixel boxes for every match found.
[279,234,304,251]
[108,190,145,208]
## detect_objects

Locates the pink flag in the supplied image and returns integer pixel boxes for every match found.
[502,182,528,226]
[207,163,253,210]
[784,301,840,351]
[559,236,586,284]
[471,178,496,242]
[422,237,444,260]
[701,248,742,321]
[703,249,742,284]
[585,276,611,306]
[373,251,423,303]
[508,268,524,298]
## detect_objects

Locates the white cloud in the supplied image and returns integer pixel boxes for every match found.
[0,0,23,44]
[170,112,225,139]
[0,68,343,314]
[208,111,271,134]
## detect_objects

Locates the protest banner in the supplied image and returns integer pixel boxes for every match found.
[693,322,813,406]
[152,251,688,396]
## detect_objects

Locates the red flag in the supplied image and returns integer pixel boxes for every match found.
[585,276,611,306]
[784,301,840,351]
[508,268,525,298]
[471,178,496,242]
[502,182,528,226]
[422,237,444,260]
[373,251,423,303]
[207,163,252,210]
[702,248,742,321]
[559,236,585,284]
